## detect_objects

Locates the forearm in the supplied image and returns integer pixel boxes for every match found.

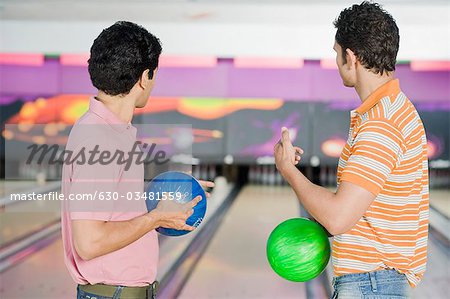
[73,211,160,260]
[273,128,374,235]
[281,165,339,234]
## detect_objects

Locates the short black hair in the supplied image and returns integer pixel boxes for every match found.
[88,21,162,96]
[334,1,399,75]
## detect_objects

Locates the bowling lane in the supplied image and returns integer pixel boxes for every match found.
[430,189,450,218]
[0,180,41,197]
[0,181,61,247]
[0,202,60,247]
[0,238,76,299]
[157,178,234,278]
[411,232,449,299]
[0,179,235,298]
[0,180,60,198]
[179,185,306,299]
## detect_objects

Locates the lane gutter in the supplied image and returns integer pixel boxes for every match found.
[157,185,241,299]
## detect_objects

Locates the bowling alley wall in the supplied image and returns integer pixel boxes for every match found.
[0,56,449,188]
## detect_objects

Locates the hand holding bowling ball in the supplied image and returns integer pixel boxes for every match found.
[146,171,208,236]
[154,195,202,232]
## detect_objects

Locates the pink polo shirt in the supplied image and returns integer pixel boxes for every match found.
[61,97,158,286]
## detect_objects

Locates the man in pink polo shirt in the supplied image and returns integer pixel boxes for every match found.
[61,21,213,299]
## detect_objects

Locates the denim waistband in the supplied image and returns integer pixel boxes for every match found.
[333,269,406,286]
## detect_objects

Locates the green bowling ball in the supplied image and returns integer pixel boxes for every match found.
[266,218,331,282]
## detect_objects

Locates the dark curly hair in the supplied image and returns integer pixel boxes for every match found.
[334,1,399,75]
[88,21,162,96]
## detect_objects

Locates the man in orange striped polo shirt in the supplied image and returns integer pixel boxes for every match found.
[274,2,428,298]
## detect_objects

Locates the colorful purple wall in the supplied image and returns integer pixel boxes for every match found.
[1,59,449,105]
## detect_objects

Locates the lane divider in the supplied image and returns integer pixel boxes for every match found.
[0,220,61,272]
[157,185,241,298]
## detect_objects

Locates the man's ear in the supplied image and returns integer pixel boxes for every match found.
[345,48,357,70]
[138,69,149,89]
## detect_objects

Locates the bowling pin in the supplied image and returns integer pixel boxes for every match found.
[209,164,216,181]
[255,165,262,184]
[276,168,283,185]
[433,169,438,188]
[439,169,446,188]
[435,169,440,188]
[249,165,255,184]
[320,166,327,187]
[262,165,268,185]
[48,164,56,180]
[429,168,435,189]
[193,164,200,179]
[329,167,334,187]
[201,164,208,181]
[205,164,210,181]
[258,165,262,184]
[269,165,276,185]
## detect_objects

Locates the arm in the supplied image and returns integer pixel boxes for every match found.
[274,127,376,235]
[72,196,202,261]
[280,165,374,235]
[68,134,216,261]
[72,211,159,261]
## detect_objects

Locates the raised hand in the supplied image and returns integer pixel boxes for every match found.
[274,127,304,173]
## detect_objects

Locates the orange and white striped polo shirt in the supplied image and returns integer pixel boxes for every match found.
[334,79,429,287]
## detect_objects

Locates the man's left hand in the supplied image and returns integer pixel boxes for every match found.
[274,127,303,174]
[198,180,215,198]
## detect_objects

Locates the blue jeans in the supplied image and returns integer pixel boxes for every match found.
[332,269,411,299]
[77,285,125,299]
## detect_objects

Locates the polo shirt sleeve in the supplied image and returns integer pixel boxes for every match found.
[340,118,405,196]
[66,138,121,221]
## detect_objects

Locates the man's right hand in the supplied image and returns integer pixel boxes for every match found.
[151,195,202,231]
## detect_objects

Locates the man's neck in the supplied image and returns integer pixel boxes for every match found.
[355,72,395,103]
[95,91,136,123]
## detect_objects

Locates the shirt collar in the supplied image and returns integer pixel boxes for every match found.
[89,97,136,134]
[355,79,400,115]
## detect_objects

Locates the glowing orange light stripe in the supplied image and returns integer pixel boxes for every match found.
[234,57,304,69]
[159,55,217,67]
[410,61,450,71]
[60,54,90,66]
[320,59,337,69]
[0,53,44,66]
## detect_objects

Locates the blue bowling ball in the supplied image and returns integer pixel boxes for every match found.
[145,171,207,236]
